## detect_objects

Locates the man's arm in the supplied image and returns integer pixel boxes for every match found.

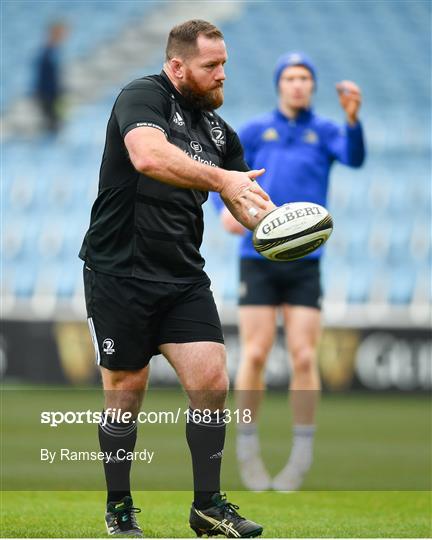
[327,80,366,167]
[124,126,272,230]
[326,122,366,168]
[126,126,228,191]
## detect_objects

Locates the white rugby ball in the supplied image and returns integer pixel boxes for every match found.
[253,202,333,261]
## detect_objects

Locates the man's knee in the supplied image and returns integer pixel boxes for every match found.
[104,388,144,418]
[202,353,229,394]
[244,344,269,372]
[101,367,147,417]
[291,346,317,376]
[190,349,229,409]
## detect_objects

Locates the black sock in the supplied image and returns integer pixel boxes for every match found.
[98,410,137,505]
[186,407,226,510]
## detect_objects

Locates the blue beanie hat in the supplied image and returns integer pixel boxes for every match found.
[274,51,317,88]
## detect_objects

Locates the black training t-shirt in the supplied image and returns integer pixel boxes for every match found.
[79,71,248,282]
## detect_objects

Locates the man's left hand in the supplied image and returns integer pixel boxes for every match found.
[336,80,362,125]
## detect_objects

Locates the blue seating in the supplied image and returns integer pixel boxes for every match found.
[347,262,376,304]
[11,261,38,298]
[388,263,418,304]
[1,0,158,110]
[2,0,430,313]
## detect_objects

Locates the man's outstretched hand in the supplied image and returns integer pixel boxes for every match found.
[220,169,276,230]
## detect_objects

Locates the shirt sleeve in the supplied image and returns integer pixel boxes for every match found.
[114,81,171,138]
[325,121,366,168]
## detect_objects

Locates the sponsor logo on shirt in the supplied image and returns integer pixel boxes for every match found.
[173,112,185,126]
[183,149,216,167]
[210,126,225,147]
[262,128,279,141]
[303,129,319,144]
[190,141,202,153]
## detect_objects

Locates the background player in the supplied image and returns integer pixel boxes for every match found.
[33,21,67,134]
[80,19,274,537]
[213,51,366,491]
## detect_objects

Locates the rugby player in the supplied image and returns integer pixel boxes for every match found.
[80,19,274,538]
[212,51,365,491]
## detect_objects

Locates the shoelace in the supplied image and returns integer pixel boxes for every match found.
[113,506,141,528]
[218,495,245,521]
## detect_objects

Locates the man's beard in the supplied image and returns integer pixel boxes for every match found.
[178,72,224,111]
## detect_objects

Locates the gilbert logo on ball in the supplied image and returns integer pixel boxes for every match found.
[253,202,333,261]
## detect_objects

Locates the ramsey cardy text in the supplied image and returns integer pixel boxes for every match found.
[40,448,155,464]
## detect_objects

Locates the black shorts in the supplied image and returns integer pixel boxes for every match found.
[239,258,322,309]
[83,266,224,370]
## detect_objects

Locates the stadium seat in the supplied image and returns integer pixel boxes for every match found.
[13,261,38,298]
[388,221,414,265]
[388,264,417,305]
[347,262,376,304]
[2,0,430,321]
[3,217,26,260]
[1,0,159,110]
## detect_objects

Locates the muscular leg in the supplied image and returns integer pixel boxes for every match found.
[160,342,228,509]
[101,365,150,415]
[273,305,321,491]
[160,341,228,409]
[234,306,277,490]
[99,366,149,504]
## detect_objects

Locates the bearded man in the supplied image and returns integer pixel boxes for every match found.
[80,19,274,538]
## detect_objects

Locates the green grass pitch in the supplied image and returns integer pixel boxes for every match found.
[2,490,430,537]
[1,389,431,537]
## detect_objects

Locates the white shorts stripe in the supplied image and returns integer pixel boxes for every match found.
[87,317,101,366]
